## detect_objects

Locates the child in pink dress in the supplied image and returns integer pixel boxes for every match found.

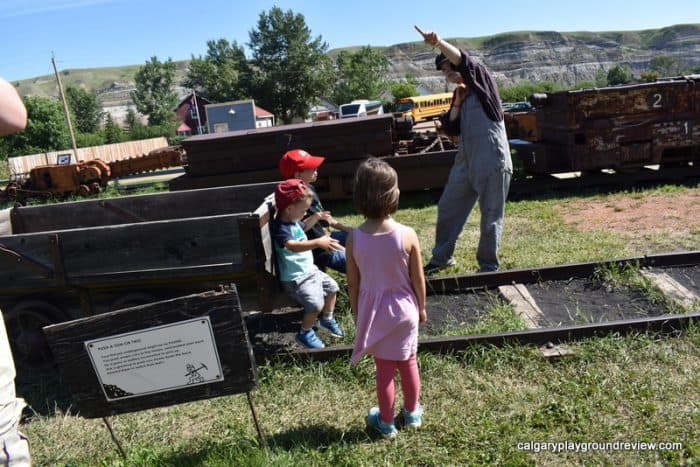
[346,157,427,439]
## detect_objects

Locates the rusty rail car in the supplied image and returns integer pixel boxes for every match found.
[0,182,287,367]
[507,75,700,174]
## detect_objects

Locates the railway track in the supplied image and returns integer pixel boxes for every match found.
[247,250,699,363]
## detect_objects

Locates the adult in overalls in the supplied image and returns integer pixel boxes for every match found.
[416,26,512,273]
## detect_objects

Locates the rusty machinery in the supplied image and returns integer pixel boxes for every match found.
[2,145,185,201]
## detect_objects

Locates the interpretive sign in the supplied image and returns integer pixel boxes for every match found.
[85,318,224,401]
[43,285,257,418]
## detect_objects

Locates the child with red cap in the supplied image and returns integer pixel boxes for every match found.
[271,178,346,348]
[279,149,351,273]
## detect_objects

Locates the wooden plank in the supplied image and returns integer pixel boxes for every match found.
[640,270,699,310]
[0,213,260,292]
[498,283,545,328]
[43,285,257,418]
[170,151,457,200]
[182,114,394,176]
[12,182,277,234]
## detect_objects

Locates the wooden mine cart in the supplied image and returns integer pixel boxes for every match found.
[1,182,284,367]
[509,76,700,174]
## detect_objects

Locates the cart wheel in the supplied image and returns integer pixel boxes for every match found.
[78,184,90,196]
[3,300,68,369]
[89,182,102,194]
[109,292,158,312]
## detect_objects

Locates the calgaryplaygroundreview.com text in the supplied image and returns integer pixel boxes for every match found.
[517,440,683,454]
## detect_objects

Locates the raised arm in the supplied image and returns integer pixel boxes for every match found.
[414,25,461,66]
[0,78,27,136]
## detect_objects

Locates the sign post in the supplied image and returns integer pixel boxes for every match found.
[43,285,265,454]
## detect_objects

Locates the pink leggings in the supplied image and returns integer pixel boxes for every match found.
[374,354,420,424]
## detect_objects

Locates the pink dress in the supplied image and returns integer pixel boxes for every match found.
[350,221,419,365]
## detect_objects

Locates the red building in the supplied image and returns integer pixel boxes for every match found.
[175,93,210,136]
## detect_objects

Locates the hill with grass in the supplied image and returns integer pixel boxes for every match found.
[12,23,700,111]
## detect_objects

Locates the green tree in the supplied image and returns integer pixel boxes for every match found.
[0,96,69,158]
[132,56,178,126]
[248,7,334,123]
[499,80,562,102]
[183,39,250,103]
[75,132,104,147]
[607,64,632,86]
[65,85,103,133]
[389,76,419,102]
[640,71,659,82]
[649,56,679,77]
[332,46,389,105]
[103,113,124,144]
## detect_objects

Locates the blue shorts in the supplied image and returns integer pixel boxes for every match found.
[282,269,339,313]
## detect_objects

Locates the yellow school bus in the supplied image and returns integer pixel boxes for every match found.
[396,93,452,124]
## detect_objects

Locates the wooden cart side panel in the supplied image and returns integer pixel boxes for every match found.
[182,115,394,177]
[11,182,278,234]
[0,213,259,291]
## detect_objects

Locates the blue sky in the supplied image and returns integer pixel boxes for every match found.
[2,0,698,82]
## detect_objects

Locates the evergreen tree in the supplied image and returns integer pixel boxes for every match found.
[103,113,124,144]
[248,7,334,123]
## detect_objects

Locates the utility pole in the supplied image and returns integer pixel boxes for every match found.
[191,89,202,135]
[51,52,78,156]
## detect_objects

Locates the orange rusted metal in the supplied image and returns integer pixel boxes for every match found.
[3,146,184,199]
[509,76,700,174]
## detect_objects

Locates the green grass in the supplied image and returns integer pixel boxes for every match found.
[16,182,700,465]
[24,327,699,466]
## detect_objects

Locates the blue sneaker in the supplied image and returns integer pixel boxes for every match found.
[402,405,423,429]
[295,329,325,349]
[317,317,345,338]
[366,407,397,439]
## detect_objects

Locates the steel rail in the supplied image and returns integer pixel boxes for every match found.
[259,312,699,364]
[256,252,700,364]
[426,250,700,294]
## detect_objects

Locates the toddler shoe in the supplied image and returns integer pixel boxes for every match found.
[317,317,345,338]
[366,407,398,439]
[401,404,423,429]
[295,329,325,349]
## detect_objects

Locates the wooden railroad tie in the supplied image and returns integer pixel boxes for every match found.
[497,283,545,329]
[640,270,699,310]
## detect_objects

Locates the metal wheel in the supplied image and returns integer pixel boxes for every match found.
[3,300,68,369]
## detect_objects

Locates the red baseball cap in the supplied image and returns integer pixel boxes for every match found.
[275,179,308,215]
[279,149,325,179]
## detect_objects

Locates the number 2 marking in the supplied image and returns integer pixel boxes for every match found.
[652,93,663,108]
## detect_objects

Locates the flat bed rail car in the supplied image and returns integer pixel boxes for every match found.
[0,182,285,366]
[169,114,457,200]
[507,75,700,174]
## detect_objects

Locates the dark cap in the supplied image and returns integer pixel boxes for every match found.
[435,52,450,71]
[275,179,308,215]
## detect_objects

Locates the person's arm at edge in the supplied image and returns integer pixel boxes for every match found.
[405,227,427,323]
[0,78,27,136]
[345,231,360,321]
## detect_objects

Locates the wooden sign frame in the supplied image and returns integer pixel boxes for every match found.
[43,285,257,418]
